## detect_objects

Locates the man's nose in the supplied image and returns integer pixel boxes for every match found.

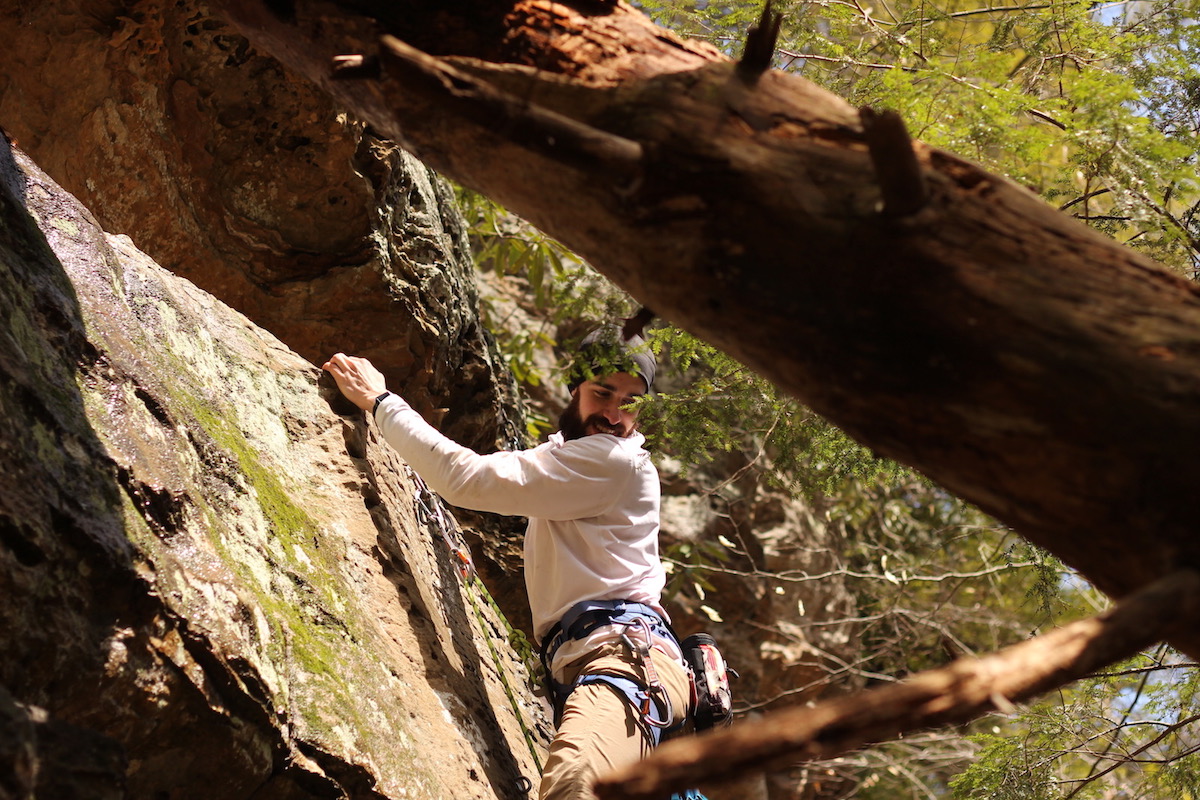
[601,401,622,423]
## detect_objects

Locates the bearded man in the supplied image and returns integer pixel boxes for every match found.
[323,325,691,800]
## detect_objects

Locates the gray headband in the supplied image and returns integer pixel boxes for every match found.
[568,325,657,393]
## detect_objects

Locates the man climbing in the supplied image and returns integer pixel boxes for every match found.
[323,324,692,800]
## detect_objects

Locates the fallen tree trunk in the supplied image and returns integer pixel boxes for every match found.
[594,569,1200,798]
[211,0,1200,660]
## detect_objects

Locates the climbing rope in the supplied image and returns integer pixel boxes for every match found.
[406,466,546,780]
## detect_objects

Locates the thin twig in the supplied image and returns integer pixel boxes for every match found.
[1059,712,1200,799]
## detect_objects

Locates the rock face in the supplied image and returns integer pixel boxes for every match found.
[0,0,523,454]
[0,138,547,798]
[0,684,125,800]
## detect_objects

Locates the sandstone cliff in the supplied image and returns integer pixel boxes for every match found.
[0,137,548,799]
[0,0,523,455]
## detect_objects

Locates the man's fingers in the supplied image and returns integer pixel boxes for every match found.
[323,352,349,370]
[323,353,361,378]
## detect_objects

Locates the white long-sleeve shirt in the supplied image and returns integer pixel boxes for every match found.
[373,394,667,643]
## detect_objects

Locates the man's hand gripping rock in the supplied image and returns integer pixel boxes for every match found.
[322,353,389,412]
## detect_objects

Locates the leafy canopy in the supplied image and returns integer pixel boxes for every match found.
[636,0,1199,275]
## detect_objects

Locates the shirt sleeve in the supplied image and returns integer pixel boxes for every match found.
[373,394,638,520]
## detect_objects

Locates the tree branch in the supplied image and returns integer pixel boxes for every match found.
[213,0,1200,660]
[594,570,1200,799]
[372,35,645,179]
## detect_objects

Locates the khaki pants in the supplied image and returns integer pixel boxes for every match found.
[539,642,691,800]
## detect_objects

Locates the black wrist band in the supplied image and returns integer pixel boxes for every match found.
[372,391,392,416]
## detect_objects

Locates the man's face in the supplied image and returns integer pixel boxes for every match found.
[559,372,646,441]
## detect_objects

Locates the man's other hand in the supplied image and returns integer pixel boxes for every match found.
[322,353,388,412]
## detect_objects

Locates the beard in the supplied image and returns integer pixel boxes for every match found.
[558,392,632,441]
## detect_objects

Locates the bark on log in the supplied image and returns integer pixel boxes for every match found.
[595,569,1200,799]
[210,0,1200,660]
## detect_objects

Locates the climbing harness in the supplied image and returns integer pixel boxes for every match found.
[539,600,685,745]
[540,600,730,800]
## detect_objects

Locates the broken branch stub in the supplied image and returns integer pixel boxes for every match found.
[860,106,928,218]
[738,0,784,80]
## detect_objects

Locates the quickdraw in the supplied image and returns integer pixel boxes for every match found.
[410,469,475,581]
[619,615,674,732]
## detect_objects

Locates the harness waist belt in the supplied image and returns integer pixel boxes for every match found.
[558,600,665,642]
[540,599,671,665]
